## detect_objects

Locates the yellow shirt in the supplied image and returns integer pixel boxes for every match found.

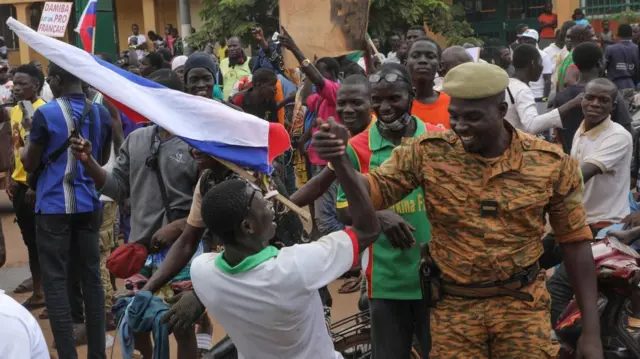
[11,98,46,183]
[217,46,227,61]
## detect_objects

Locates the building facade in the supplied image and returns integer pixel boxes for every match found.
[0,0,203,67]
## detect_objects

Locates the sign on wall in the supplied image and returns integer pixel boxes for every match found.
[37,2,73,38]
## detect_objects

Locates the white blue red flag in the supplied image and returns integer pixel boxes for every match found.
[75,0,97,53]
[8,17,290,173]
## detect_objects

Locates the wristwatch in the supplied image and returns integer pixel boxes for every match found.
[301,58,312,67]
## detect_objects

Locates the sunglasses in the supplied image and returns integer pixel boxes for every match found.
[368,73,409,84]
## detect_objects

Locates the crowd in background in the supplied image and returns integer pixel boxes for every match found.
[1,4,640,359]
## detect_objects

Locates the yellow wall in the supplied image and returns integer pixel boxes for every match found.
[154,0,178,34]
[115,0,144,53]
[555,0,580,25]
[116,0,202,53]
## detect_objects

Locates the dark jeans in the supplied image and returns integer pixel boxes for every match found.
[547,263,572,326]
[546,227,600,327]
[369,298,431,359]
[37,211,106,359]
[12,182,40,281]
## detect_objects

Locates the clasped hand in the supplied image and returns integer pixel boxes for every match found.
[311,117,350,161]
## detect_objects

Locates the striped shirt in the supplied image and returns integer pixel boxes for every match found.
[30,94,112,214]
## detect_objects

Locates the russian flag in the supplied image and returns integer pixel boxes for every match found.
[75,0,97,53]
[7,17,290,173]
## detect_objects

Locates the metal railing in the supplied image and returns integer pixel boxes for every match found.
[581,0,640,18]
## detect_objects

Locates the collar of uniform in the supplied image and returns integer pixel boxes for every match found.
[368,115,425,151]
[577,116,611,141]
[215,246,279,274]
[464,121,524,182]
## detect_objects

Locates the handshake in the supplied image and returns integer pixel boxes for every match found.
[311,117,350,161]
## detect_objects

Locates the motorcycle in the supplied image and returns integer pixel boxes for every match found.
[555,237,640,358]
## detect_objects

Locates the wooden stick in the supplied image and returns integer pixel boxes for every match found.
[212,157,312,223]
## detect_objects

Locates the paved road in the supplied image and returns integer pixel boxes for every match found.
[0,192,361,358]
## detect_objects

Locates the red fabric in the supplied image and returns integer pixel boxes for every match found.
[107,243,148,279]
[538,13,557,39]
[344,227,360,268]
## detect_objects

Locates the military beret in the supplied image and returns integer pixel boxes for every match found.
[442,62,509,100]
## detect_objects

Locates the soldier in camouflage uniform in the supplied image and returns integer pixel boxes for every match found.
[312,62,603,359]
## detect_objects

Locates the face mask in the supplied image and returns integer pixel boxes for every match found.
[377,112,412,132]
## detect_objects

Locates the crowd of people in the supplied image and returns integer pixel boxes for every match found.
[0,5,640,359]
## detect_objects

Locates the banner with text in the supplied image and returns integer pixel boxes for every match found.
[37,2,73,38]
[279,0,370,75]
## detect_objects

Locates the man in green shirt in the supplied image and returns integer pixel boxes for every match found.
[336,63,443,358]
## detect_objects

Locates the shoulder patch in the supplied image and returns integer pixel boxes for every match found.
[519,131,564,158]
[418,129,457,145]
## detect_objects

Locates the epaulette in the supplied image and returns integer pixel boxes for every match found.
[417,130,458,145]
[519,132,565,158]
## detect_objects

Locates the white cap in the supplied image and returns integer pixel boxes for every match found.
[171,55,188,71]
[518,29,539,42]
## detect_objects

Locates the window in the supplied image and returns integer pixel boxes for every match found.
[0,5,18,49]
[581,0,640,17]
[455,0,498,22]
[506,0,548,20]
[29,2,44,31]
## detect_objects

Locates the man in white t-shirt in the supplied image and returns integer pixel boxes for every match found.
[128,24,148,60]
[190,128,381,359]
[543,30,565,73]
[571,78,632,225]
[0,290,49,358]
[505,44,582,135]
[517,29,553,114]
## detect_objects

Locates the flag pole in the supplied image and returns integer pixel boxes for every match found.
[91,13,96,54]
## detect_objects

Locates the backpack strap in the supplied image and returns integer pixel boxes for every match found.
[48,98,93,164]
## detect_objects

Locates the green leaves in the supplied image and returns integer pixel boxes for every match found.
[196,0,479,49]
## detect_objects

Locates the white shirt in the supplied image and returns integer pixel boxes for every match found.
[0,82,12,104]
[128,34,147,60]
[40,82,53,103]
[191,230,359,359]
[571,118,632,224]
[433,77,443,92]
[549,47,570,102]
[543,43,564,72]
[0,290,49,359]
[505,78,562,134]
[385,52,400,64]
[529,48,554,99]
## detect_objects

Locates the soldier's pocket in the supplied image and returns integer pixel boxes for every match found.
[502,189,552,224]
[425,177,468,222]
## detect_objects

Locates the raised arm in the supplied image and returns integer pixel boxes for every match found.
[517,88,583,134]
[278,27,326,90]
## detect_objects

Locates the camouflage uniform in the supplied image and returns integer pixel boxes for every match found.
[99,201,117,310]
[365,125,592,358]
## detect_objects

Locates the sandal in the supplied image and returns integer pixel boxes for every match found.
[39,308,49,320]
[338,275,362,294]
[14,278,34,294]
[21,296,46,311]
